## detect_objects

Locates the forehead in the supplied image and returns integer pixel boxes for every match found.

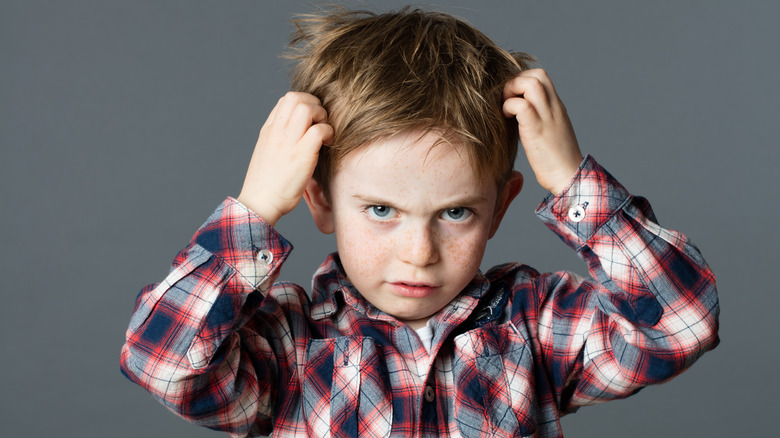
[330,131,496,203]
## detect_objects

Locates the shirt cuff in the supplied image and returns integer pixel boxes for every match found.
[192,197,293,290]
[535,155,631,250]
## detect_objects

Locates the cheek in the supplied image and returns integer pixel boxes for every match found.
[336,220,391,280]
[444,229,489,271]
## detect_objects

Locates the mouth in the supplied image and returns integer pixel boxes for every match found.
[389,281,439,298]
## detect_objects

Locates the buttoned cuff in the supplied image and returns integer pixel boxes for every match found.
[193,197,293,290]
[535,155,631,250]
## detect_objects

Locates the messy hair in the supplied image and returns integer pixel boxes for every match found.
[286,6,533,194]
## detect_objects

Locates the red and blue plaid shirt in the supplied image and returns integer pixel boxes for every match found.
[120,156,719,437]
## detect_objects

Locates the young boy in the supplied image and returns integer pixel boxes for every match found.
[120,7,719,437]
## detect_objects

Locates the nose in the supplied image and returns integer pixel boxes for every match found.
[399,221,439,266]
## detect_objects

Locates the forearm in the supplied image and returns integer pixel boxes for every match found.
[120,198,293,433]
[535,156,719,407]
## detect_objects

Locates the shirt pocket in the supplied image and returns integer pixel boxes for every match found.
[303,336,393,438]
[452,321,538,438]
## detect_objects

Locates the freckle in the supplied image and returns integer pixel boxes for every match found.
[446,240,464,263]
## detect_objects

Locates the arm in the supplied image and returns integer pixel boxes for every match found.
[120,92,333,435]
[503,70,719,411]
[120,199,294,435]
[533,157,719,411]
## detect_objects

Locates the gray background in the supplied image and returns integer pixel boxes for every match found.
[1,0,777,436]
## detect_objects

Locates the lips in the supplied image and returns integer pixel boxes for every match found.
[389,282,438,298]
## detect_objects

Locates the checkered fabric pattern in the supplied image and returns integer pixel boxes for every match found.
[120,156,719,437]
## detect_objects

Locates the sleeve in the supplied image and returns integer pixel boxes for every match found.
[530,155,719,412]
[119,197,295,437]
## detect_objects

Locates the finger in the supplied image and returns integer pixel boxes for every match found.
[315,122,335,146]
[287,103,329,140]
[504,69,557,99]
[512,69,565,118]
[502,73,531,99]
[503,76,555,120]
[518,68,557,96]
[502,96,540,125]
[285,91,323,105]
[298,122,334,154]
[502,76,548,105]
[273,92,323,128]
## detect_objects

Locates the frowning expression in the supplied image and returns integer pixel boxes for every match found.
[307,130,520,329]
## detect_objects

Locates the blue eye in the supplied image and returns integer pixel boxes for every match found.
[367,205,396,220]
[441,207,471,222]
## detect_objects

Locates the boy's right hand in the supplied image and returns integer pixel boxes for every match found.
[237,92,334,227]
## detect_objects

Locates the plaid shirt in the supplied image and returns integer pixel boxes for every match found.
[120,156,719,437]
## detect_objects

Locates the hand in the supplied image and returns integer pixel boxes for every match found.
[237,92,334,227]
[502,69,583,195]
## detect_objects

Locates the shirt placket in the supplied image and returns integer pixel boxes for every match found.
[416,295,480,437]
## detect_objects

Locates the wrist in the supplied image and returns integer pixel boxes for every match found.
[545,157,583,195]
[236,193,281,227]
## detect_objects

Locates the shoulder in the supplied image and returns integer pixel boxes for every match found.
[485,262,541,283]
[263,281,313,316]
[485,263,592,318]
[486,262,586,293]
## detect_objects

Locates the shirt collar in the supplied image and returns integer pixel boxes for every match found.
[309,252,491,324]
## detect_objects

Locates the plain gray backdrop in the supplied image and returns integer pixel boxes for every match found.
[2,0,778,436]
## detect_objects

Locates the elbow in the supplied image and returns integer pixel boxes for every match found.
[684,297,720,365]
[607,300,720,387]
[651,275,721,370]
[676,282,720,366]
[119,342,193,416]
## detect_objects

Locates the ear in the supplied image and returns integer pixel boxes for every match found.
[303,178,335,234]
[488,171,523,239]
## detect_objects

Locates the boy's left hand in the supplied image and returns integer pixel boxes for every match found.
[503,69,583,195]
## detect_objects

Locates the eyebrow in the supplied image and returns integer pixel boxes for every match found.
[350,193,491,209]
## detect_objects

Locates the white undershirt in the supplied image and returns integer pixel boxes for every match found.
[414,318,435,352]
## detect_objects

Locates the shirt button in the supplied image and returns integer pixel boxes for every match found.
[257,249,273,265]
[424,385,435,403]
[568,204,586,222]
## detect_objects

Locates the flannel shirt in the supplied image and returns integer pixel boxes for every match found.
[120,156,719,437]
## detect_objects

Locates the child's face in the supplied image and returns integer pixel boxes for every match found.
[306,130,521,329]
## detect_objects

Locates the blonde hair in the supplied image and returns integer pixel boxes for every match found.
[286,6,533,194]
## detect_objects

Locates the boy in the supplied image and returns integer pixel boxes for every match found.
[120,7,719,438]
